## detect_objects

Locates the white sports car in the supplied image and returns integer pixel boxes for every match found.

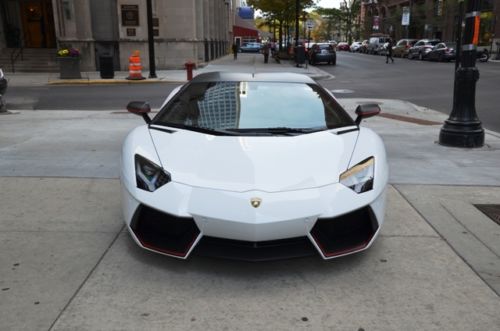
[121,72,388,261]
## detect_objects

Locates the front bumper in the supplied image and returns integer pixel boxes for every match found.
[121,181,386,261]
[312,54,335,63]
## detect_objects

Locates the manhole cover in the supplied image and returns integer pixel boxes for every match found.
[475,204,500,225]
[331,89,354,94]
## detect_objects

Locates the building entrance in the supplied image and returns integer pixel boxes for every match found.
[1,0,56,48]
[20,0,55,48]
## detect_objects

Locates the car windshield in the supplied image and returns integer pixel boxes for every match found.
[153,81,354,135]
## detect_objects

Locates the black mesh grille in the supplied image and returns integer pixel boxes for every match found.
[310,206,378,257]
[130,205,200,257]
[193,236,316,261]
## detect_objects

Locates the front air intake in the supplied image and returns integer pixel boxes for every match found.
[310,206,378,258]
[130,204,200,258]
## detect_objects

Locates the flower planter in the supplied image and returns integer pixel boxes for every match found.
[58,57,81,79]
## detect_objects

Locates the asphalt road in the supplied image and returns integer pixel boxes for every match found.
[6,83,179,111]
[320,51,500,132]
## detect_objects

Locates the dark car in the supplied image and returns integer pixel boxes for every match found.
[240,42,262,53]
[426,42,456,62]
[392,39,418,58]
[408,39,440,60]
[0,69,7,96]
[0,68,7,112]
[308,43,336,65]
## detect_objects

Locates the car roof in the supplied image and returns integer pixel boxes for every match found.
[190,72,317,84]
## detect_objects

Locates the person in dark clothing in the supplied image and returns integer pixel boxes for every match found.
[386,38,394,63]
[232,43,239,60]
[262,43,270,63]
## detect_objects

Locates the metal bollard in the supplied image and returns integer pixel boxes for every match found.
[185,61,195,81]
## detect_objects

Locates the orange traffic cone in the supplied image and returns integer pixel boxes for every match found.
[126,50,145,80]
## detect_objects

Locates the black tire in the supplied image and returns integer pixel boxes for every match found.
[419,52,423,60]
[438,53,443,62]
[408,52,413,60]
[478,50,489,62]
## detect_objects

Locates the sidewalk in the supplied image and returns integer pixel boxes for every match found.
[1,53,499,330]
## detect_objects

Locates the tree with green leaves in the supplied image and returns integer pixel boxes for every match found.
[248,0,315,50]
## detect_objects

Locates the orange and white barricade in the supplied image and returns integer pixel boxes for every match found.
[127,50,145,80]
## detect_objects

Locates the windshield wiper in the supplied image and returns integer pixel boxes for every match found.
[152,123,239,136]
[227,127,325,135]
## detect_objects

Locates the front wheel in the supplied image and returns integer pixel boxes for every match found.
[478,50,489,62]
[419,52,423,60]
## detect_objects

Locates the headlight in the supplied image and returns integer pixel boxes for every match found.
[340,157,374,193]
[135,154,171,192]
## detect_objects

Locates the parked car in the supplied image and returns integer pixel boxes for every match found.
[426,42,456,62]
[392,39,418,58]
[407,39,440,60]
[366,35,391,55]
[308,43,336,65]
[122,71,388,260]
[240,42,262,53]
[0,68,7,112]
[350,41,362,52]
[358,40,369,53]
[0,68,7,96]
[337,42,350,51]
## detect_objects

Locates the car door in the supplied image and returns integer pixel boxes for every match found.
[429,43,445,61]
[409,41,423,59]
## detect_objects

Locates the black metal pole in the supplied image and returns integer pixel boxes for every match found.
[439,0,484,148]
[146,0,157,78]
[455,1,464,71]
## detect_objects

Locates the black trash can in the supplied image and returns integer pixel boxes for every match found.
[294,46,306,65]
[99,55,114,79]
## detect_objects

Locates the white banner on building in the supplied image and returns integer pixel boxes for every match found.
[402,7,410,26]
[373,16,380,30]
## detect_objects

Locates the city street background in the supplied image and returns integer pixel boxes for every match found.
[7,52,500,133]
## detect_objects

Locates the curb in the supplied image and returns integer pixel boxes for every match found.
[47,78,178,85]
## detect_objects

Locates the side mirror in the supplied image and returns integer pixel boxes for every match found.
[355,103,381,125]
[127,101,151,124]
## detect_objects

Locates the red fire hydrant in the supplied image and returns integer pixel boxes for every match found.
[185,61,195,81]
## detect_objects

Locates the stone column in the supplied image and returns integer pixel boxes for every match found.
[54,0,95,70]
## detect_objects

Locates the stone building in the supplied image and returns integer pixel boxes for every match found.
[0,0,238,72]
[361,0,499,52]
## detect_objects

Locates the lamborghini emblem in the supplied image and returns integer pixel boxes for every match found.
[250,197,262,208]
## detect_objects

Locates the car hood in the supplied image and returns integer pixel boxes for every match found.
[149,128,358,192]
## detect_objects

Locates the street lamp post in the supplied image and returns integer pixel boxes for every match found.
[146,0,157,78]
[439,0,484,148]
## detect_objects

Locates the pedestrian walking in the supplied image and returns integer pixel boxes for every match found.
[232,43,239,60]
[262,43,270,63]
[386,38,394,64]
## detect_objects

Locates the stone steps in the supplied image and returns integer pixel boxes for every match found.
[0,48,59,72]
